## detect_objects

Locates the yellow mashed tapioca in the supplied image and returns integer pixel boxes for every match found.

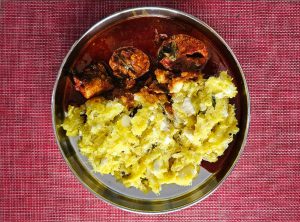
[62,71,239,194]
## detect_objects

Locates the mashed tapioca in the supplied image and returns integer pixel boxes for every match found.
[62,71,239,194]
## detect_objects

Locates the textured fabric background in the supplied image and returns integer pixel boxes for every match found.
[0,0,299,221]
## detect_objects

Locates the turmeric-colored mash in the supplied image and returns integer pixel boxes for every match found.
[62,71,239,194]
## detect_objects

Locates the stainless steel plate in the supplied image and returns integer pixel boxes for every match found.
[52,7,250,214]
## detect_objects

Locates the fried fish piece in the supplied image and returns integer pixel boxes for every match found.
[73,62,114,99]
[155,68,199,88]
[109,46,150,89]
[157,34,209,72]
[154,69,171,84]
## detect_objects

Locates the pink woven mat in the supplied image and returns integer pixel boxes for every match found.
[1,0,299,221]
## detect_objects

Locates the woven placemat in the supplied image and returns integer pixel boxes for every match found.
[0,1,299,221]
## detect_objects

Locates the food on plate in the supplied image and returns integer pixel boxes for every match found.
[72,62,114,99]
[154,69,199,92]
[109,46,150,89]
[157,34,208,71]
[62,34,239,194]
[63,71,239,194]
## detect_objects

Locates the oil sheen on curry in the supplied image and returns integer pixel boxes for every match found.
[62,17,239,194]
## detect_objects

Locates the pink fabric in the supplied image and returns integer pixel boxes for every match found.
[1,0,300,221]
